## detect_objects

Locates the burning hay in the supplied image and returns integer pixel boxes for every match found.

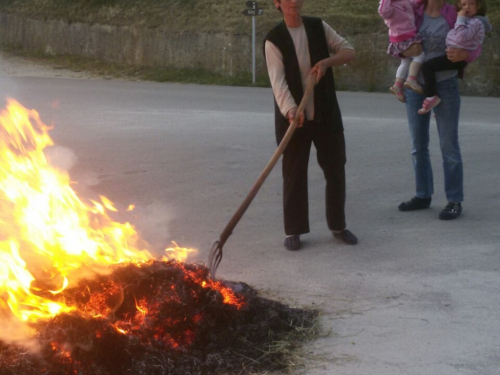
[0,99,319,374]
[0,260,318,375]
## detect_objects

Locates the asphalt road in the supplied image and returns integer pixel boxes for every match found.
[1,70,499,374]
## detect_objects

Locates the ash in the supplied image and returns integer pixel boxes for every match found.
[0,260,318,375]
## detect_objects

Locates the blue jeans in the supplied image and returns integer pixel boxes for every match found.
[405,76,463,203]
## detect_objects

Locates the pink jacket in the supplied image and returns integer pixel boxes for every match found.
[413,1,481,62]
[379,0,422,42]
[446,16,486,62]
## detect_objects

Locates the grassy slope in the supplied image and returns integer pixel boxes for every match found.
[0,0,497,87]
[0,0,402,34]
[0,0,497,34]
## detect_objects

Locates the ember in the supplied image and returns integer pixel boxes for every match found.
[0,100,318,374]
[0,260,317,375]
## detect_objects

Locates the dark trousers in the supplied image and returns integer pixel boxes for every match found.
[282,120,346,235]
[422,55,467,97]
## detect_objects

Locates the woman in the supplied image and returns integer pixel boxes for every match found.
[264,0,357,250]
[398,0,475,220]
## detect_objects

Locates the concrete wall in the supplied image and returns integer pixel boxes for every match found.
[1,12,498,96]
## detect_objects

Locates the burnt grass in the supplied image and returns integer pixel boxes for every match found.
[0,260,319,375]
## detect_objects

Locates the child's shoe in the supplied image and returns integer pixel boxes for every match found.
[404,79,424,95]
[389,85,406,103]
[418,96,441,115]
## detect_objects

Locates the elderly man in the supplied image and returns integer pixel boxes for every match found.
[264,0,358,250]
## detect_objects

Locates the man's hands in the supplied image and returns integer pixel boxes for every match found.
[287,107,304,127]
[310,60,328,83]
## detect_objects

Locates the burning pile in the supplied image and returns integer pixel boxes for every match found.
[0,100,318,374]
[1,260,317,375]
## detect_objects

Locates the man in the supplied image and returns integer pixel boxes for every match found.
[264,0,358,250]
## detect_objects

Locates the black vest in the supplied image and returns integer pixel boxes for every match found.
[264,16,344,143]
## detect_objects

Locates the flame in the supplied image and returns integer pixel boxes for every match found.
[0,99,200,326]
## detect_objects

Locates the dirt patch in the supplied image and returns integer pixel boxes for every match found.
[0,49,98,79]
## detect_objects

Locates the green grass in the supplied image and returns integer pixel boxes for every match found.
[1,0,496,38]
[0,0,496,35]
[0,0,383,33]
[0,0,497,88]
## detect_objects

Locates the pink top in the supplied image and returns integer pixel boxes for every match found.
[378,0,422,43]
[446,16,485,62]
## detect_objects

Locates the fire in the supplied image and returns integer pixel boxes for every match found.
[0,99,320,375]
[0,99,206,328]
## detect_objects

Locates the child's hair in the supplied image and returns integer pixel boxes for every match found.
[456,0,487,16]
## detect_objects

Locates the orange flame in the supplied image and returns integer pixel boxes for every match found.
[0,99,198,326]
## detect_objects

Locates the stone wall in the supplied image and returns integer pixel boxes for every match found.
[1,12,498,96]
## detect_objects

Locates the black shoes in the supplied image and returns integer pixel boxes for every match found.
[398,196,432,211]
[284,235,301,251]
[284,229,359,250]
[439,202,462,220]
[333,229,358,245]
[399,197,462,220]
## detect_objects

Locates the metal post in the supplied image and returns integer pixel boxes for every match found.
[243,1,262,85]
[252,12,256,84]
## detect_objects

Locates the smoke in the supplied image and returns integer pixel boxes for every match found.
[0,78,21,104]
[43,144,181,255]
[43,143,179,256]
[130,203,176,255]
[44,145,78,171]
[0,317,41,352]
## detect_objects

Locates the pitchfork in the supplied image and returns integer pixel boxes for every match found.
[209,74,317,279]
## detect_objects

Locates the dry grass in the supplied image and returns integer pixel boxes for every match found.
[0,260,322,375]
[0,0,382,34]
[0,0,497,35]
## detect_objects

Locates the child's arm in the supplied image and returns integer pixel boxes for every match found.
[447,17,485,50]
[378,0,393,20]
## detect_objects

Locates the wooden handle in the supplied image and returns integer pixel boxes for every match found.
[217,74,316,247]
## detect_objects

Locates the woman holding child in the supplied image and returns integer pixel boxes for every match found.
[398,0,485,220]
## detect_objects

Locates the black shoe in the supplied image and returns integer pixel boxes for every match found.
[439,202,462,220]
[333,229,358,245]
[284,235,301,251]
[398,196,432,211]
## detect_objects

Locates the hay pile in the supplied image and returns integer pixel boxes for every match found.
[0,260,318,375]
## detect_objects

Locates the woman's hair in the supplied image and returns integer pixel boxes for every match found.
[456,0,488,16]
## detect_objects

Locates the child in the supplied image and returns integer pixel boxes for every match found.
[418,0,492,114]
[379,0,426,103]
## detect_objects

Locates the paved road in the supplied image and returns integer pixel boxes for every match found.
[1,71,499,374]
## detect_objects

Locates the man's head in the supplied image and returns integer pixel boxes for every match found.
[273,0,304,16]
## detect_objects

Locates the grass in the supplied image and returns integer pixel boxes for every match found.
[0,261,324,375]
[0,0,497,37]
[2,43,272,86]
[1,0,496,35]
[0,0,383,34]
[0,0,498,88]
